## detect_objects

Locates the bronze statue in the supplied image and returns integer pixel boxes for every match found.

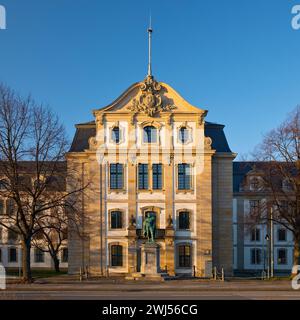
[143,212,156,242]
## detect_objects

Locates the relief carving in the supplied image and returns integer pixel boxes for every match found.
[127,75,176,117]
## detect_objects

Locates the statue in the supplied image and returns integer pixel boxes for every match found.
[167,215,173,228]
[143,212,156,243]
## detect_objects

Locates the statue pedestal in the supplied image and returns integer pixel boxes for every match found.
[126,242,169,281]
[140,242,160,275]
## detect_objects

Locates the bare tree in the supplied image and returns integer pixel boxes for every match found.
[251,106,300,274]
[32,206,68,273]
[0,83,85,282]
[32,201,84,273]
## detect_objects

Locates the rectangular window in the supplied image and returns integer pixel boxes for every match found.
[249,200,260,215]
[152,164,162,190]
[111,211,123,229]
[178,164,191,190]
[138,164,148,190]
[110,164,124,190]
[8,229,18,243]
[277,248,287,265]
[62,248,68,263]
[0,200,4,215]
[8,247,17,263]
[6,199,14,216]
[278,228,287,242]
[0,248,2,263]
[34,248,45,263]
[250,248,262,265]
[178,245,191,268]
[178,212,190,230]
[111,245,123,267]
[250,227,260,242]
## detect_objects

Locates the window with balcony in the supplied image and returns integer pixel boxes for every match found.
[178,211,190,230]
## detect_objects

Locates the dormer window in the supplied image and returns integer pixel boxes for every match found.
[111,126,120,144]
[282,178,293,191]
[143,125,157,143]
[250,177,260,191]
[179,127,189,144]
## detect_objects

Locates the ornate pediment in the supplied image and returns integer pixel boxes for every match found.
[127,75,176,117]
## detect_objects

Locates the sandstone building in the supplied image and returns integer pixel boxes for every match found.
[66,73,236,277]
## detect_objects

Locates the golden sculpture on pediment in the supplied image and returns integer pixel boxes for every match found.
[128,75,176,117]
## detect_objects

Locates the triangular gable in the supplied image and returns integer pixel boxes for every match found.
[93,76,206,117]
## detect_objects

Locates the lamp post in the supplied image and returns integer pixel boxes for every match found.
[265,234,270,279]
[270,207,274,278]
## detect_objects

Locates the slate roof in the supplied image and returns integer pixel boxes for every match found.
[233,161,256,193]
[204,122,231,153]
[69,120,232,153]
[69,123,96,152]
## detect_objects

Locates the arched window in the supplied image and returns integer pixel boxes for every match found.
[111,126,121,144]
[179,127,189,144]
[178,244,191,268]
[111,245,123,267]
[110,211,123,229]
[143,126,157,143]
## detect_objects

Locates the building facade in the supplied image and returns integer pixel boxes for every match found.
[233,162,294,274]
[66,74,236,278]
[0,164,68,271]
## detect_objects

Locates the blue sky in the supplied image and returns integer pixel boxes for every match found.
[0,0,299,158]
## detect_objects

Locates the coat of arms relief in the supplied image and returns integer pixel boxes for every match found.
[127,75,176,117]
